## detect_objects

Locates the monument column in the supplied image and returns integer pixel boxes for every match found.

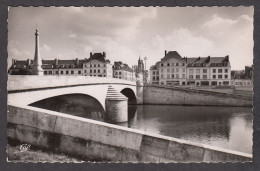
[32,29,44,75]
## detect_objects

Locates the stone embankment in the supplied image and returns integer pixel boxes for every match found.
[7,105,252,162]
[142,84,252,107]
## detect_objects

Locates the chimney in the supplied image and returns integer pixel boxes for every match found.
[27,59,31,65]
[226,55,229,61]
[76,58,79,64]
[55,58,58,65]
[165,50,167,56]
[12,59,16,65]
[90,52,93,57]
[103,52,106,58]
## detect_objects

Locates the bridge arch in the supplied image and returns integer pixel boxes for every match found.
[120,88,137,104]
[29,93,105,121]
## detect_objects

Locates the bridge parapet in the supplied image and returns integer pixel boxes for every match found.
[8,76,136,92]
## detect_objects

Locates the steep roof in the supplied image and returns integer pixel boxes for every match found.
[161,51,183,61]
[186,56,229,67]
[86,53,107,63]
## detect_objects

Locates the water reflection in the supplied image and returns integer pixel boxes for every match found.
[122,105,252,154]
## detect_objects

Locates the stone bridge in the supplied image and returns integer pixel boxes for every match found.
[8,76,141,122]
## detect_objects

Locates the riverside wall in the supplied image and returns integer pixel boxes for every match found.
[7,105,252,162]
[143,84,252,107]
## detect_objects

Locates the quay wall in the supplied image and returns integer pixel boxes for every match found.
[143,84,252,107]
[7,105,252,162]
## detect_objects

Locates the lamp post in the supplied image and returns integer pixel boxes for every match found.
[144,57,147,82]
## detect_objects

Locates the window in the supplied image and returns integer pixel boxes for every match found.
[182,74,185,78]
[153,71,155,75]
[161,74,164,78]
[213,75,216,78]
[167,74,170,79]
[182,63,185,66]
[94,64,96,67]
[182,68,185,72]
[225,75,228,78]
[161,69,164,72]
[196,69,200,73]
[203,75,207,79]
[66,71,69,75]
[176,63,179,66]
[196,75,200,79]
[84,70,86,73]
[94,70,96,73]
[225,69,228,73]
[176,68,179,72]
[98,69,100,73]
[156,71,159,74]
[218,75,222,79]
[172,74,174,78]
[119,72,121,75]
[218,69,222,73]
[55,71,58,75]
[176,74,179,78]
[213,69,216,73]
[189,75,193,79]
[61,71,64,74]
[171,69,174,73]
[48,71,52,74]
[104,69,106,73]
[98,64,100,67]
[90,69,92,73]
[161,63,163,67]
[167,68,170,72]
[90,64,92,67]
[203,69,207,73]
[78,70,81,74]
[156,76,159,80]
[189,69,193,74]
[167,63,170,66]
[44,71,47,75]
[153,76,155,81]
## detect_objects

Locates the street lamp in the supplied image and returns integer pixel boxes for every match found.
[144,57,147,71]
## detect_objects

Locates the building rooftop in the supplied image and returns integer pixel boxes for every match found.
[161,51,183,61]
[114,61,133,72]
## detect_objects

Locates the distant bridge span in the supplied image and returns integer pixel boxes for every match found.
[8,76,138,110]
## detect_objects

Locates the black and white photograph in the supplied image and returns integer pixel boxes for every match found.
[7,7,253,162]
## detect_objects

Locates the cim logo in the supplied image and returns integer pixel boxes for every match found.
[19,144,31,152]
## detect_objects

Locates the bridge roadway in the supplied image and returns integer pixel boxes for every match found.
[8,76,137,110]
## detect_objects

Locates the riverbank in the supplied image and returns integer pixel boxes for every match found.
[7,143,83,162]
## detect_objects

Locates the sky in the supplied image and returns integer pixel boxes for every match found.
[8,7,254,70]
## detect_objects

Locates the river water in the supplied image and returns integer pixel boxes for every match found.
[124,105,253,154]
[30,95,253,154]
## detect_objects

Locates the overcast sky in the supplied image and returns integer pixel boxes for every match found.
[8,7,253,70]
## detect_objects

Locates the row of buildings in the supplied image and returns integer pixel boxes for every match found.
[149,51,253,87]
[9,52,144,82]
[9,29,146,82]
[9,29,253,87]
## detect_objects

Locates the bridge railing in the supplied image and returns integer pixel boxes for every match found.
[8,75,136,91]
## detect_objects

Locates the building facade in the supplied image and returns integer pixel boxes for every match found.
[150,51,231,86]
[113,61,136,81]
[82,52,113,78]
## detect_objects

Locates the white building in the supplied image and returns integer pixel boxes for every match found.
[150,51,231,86]
[83,52,113,78]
